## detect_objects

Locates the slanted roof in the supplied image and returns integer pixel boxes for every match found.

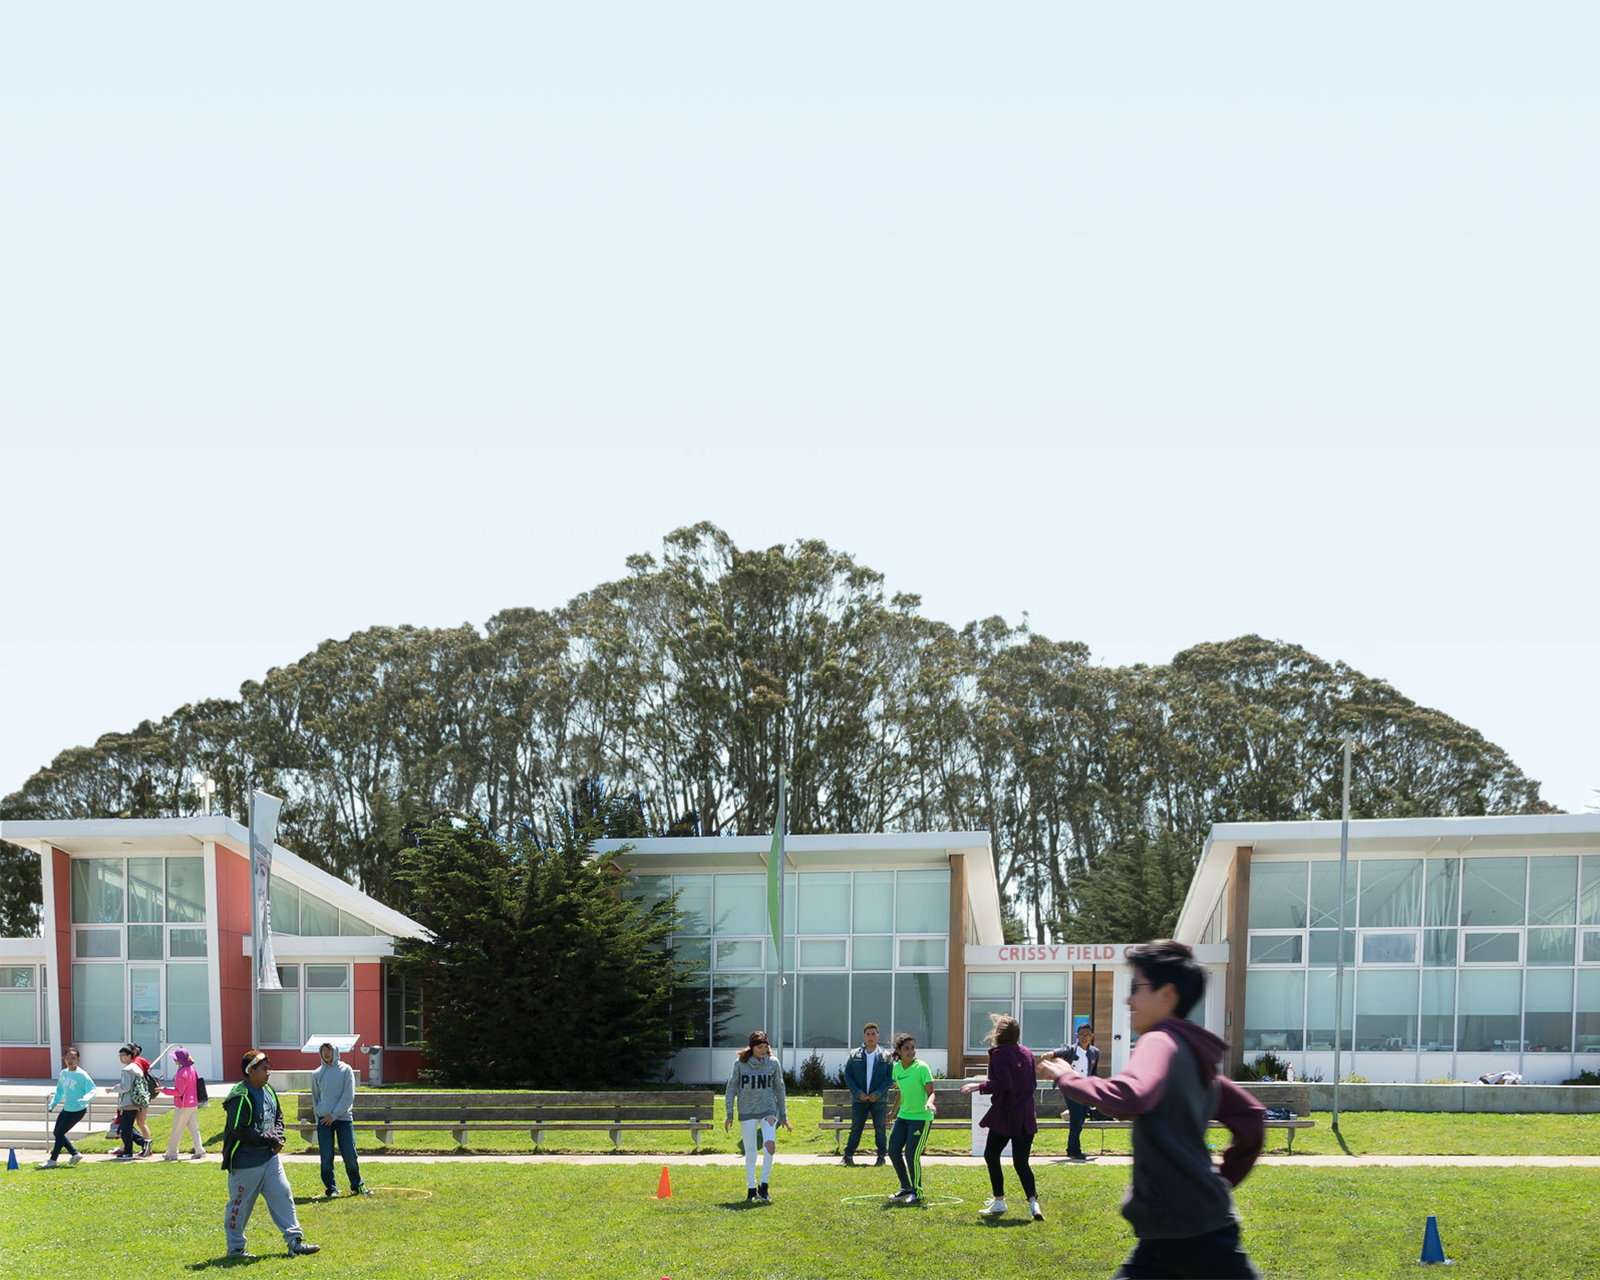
[0,816,426,941]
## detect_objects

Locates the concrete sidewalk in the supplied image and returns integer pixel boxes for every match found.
[8,1146,1599,1168]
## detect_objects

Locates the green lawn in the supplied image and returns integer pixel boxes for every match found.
[98,1095,1600,1157]
[2,1160,1598,1278]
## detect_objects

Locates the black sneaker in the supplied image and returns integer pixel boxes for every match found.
[889,1187,914,1201]
[747,1187,758,1202]
[288,1240,322,1256]
[323,1188,339,1199]
[757,1182,770,1202]
[874,1155,886,1166]
[354,1185,373,1196]
[226,1250,257,1259]
[841,1155,856,1166]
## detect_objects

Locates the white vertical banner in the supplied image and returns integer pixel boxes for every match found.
[969,1091,1011,1157]
[250,791,284,992]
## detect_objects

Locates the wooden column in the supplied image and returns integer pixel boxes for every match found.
[1223,844,1253,1077]
[947,853,968,1075]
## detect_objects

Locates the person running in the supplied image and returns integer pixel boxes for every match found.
[1042,1021,1101,1160]
[841,1022,892,1166]
[221,1051,321,1258]
[961,1014,1042,1221]
[723,1031,790,1203]
[161,1048,206,1160]
[107,1044,147,1161]
[311,1041,370,1196]
[886,1032,936,1203]
[38,1046,96,1168]
[1037,941,1266,1280]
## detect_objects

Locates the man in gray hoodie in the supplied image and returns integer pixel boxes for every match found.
[1038,940,1265,1279]
[311,1042,370,1197]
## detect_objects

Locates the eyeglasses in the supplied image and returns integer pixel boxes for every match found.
[1130,981,1154,993]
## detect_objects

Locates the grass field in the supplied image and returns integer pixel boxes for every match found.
[69,1094,1600,1158]
[3,1159,1598,1278]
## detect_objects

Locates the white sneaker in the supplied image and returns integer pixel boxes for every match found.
[161,1154,178,1162]
[69,1153,83,1164]
[981,1196,1008,1216]
[191,1152,207,1160]
[1029,1197,1044,1221]
[36,1159,58,1169]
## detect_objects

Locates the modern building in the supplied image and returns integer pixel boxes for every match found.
[5,811,1594,1086]
[0,818,427,1083]
[1174,813,1600,1084]
[600,831,1224,1082]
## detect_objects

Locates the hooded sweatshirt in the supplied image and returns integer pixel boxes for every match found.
[724,1051,787,1125]
[1055,1017,1265,1240]
[311,1045,356,1123]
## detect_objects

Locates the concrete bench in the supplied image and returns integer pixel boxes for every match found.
[292,1090,716,1151]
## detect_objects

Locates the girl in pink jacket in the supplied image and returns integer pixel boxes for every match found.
[162,1049,206,1160]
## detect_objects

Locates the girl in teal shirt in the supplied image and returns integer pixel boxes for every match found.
[40,1046,96,1168]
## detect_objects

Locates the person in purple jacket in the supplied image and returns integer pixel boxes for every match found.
[960,1014,1043,1221]
[1037,940,1265,1280]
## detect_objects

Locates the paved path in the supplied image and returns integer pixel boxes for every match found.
[8,1146,1599,1168]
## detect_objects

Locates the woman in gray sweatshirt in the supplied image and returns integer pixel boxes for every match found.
[723,1031,790,1203]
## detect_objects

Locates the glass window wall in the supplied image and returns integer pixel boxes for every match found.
[1525,968,1573,1052]
[1244,969,1304,1051]
[1461,858,1526,927]
[1249,862,1308,929]
[1458,968,1521,1051]
[1359,860,1422,928]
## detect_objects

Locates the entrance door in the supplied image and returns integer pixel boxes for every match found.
[130,966,163,1053]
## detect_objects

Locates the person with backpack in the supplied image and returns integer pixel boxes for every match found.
[221,1051,321,1258]
[107,1044,150,1161]
[161,1048,206,1160]
[129,1043,156,1157]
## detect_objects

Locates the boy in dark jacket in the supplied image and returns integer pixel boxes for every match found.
[1038,941,1265,1279]
[221,1051,321,1258]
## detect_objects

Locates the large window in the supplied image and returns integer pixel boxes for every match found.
[0,966,44,1044]
[643,867,951,1054]
[386,967,424,1047]
[267,880,375,937]
[70,856,208,959]
[1244,969,1304,1052]
[72,963,125,1043]
[260,963,352,1045]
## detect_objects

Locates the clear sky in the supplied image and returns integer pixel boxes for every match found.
[2,3,1596,814]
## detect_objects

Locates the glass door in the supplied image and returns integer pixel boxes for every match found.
[130,966,163,1051]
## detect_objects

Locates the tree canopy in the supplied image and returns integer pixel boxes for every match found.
[0,522,1555,940]
[390,814,695,1087]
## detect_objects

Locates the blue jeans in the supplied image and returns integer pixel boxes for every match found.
[1066,1098,1089,1156]
[844,1096,889,1157]
[317,1118,364,1192]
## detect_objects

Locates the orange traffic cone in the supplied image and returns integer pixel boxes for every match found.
[656,1165,672,1199]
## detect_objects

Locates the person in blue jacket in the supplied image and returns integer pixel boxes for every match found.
[841,1022,893,1166]
[39,1046,96,1168]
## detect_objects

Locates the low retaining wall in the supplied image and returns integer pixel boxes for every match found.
[1248,1081,1600,1114]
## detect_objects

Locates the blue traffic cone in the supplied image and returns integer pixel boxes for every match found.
[1420,1214,1450,1265]
[6,1149,16,1171]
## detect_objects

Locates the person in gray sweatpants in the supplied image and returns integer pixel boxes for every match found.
[221,1051,321,1259]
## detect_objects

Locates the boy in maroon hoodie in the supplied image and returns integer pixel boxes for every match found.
[1037,940,1265,1279]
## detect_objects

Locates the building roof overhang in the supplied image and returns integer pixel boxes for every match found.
[1173,813,1600,944]
[592,831,1004,944]
[0,816,428,941]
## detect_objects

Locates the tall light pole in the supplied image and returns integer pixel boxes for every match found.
[1332,734,1352,1133]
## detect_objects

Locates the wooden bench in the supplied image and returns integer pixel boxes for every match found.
[821,1082,1316,1153]
[292,1090,716,1151]
[1064,1082,1316,1154]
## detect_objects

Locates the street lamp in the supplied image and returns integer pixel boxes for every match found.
[192,772,217,816]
